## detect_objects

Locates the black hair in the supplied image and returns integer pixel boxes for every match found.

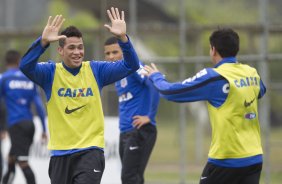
[209,28,239,58]
[5,50,21,65]
[59,26,83,47]
[104,36,118,46]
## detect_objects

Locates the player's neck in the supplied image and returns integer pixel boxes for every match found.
[7,64,18,69]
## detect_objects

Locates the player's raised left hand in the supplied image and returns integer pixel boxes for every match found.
[104,7,128,43]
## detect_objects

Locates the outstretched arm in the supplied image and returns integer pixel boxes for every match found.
[144,64,224,103]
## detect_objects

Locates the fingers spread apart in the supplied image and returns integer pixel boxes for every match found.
[107,7,124,21]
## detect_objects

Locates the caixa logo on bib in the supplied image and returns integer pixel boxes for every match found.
[58,87,93,97]
[245,113,256,120]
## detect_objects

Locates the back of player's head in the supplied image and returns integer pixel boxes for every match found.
[104,36,118,46]
[209,28,239,58]
[5,49,21,65]
[59,26,82,47]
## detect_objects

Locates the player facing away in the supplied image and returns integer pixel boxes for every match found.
[144,28,266,184]
[0,50,47,184]
[104,37,160,184]
[19,7,140,184]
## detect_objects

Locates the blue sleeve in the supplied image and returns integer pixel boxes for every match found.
[33,87,47,132]
[145,79,160,121]
[118,36,140,73]
[258,79,266,99]
[20,37,55,100]
[149,68,227,105]
[131,62,146,84]
[90,36,140,89]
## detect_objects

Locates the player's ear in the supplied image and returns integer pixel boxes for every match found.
[57,46,63,56]
[210,45,216,56]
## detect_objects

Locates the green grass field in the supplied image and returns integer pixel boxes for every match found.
[145,122,282,184]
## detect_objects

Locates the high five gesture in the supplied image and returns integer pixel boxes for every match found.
[104,7,128,42]
[41,15,66,47]
[20,7,140,184]
[41,7,127,47]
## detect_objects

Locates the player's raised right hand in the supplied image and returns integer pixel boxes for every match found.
[41,15,66,47]
[144,63,160,76]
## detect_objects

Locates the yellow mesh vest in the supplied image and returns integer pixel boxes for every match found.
[207,63,263,159]
[47,61,105,150]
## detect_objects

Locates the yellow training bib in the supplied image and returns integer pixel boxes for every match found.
[47,62,105,150]
[207,63,262,159]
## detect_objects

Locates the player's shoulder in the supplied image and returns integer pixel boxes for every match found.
[206,67,223,78]
[38,60,56,65]
[1,70,13,79]
[181,68,221,85]
[240,63,258,73]
[89,60,111,67]
[37,60,56,69]
[0,70,23,82]
[192,67,221,79]
[37,60,57,72]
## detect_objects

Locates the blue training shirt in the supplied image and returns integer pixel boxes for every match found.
[115,62,160,133]
[0,68,46,131]
[0,74,6,131]
[149,57,266,168]
[20,36,140,156]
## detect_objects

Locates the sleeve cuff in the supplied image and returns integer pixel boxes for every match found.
[149,72,164,80]
[35,36,50,50]
[118,35,132,49]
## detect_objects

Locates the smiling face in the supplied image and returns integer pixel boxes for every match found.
[58,36,84,68]
[104,43,123,62]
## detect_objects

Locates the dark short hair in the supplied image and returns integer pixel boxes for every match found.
[5,50,21,65]
[59,26,83,47]
[209,28,239,58]
[104,36,118,46]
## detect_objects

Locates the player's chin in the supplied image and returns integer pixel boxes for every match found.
[71,60,83,67]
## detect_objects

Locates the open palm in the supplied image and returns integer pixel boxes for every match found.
[144,63,160,77]
[41,15,66,46]
[104,7,126,40]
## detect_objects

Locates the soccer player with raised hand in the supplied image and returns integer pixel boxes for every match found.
[20,7,140,184]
